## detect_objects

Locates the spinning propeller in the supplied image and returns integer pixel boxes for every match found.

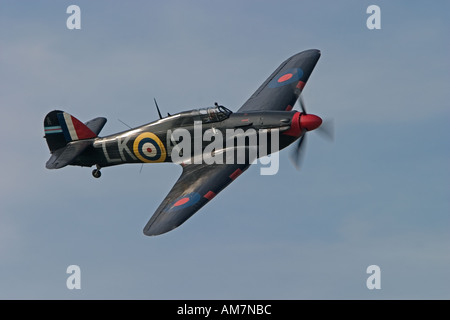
[290,95,334,170]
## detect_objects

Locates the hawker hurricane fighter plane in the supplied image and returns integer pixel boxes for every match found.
[44,49,326,236]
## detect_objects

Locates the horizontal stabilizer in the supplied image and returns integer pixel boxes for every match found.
[85,117,107,136]
[46,140,92,169]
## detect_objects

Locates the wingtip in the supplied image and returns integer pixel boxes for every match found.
[304,48,321,55]
[143,222,179,237]
[143,226,160,236]
[293,49,321,58]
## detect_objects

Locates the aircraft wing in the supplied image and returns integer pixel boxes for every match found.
[237,49,321,112]
[143,162,250,236]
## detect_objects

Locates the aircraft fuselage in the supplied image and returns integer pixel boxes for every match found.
[72,109,302,168]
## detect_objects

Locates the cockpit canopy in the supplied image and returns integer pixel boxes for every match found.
[170,105,233,127]
[197,105,233,123]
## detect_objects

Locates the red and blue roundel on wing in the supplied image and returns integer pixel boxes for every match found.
[268,68,303,88]
[169,192,201,211]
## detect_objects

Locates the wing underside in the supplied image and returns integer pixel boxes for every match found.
[143,162,250,236]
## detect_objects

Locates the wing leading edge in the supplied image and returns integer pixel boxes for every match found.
[238,49,321,113]
[143,162,250,236]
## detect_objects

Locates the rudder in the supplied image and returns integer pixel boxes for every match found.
[44,110,97,152]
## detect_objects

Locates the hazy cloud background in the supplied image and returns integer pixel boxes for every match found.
[0,1,448,299]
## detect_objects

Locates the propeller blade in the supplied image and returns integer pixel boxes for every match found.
[290,130,307,170]
[298,95,307,114]
[291,95,333,171]
[316,118,334,141]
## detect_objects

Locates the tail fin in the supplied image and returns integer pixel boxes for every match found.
[44,110,97,152]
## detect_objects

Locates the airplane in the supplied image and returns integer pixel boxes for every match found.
[43,49,327,236]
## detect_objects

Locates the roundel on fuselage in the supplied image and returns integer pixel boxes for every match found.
[133,132,166,163]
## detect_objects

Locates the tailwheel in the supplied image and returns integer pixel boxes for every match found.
[92,165,102,178]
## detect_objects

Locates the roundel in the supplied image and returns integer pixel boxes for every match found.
[133,132,166,163]
[169,192,201,211]
[268,68,304,88]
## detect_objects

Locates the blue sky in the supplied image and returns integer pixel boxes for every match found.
[0,1,448,299]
